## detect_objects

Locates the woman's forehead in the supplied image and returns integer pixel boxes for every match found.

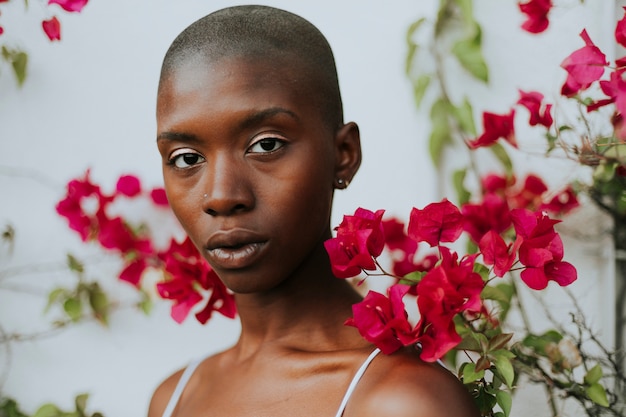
[157,55,323,120]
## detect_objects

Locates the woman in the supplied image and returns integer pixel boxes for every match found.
[149,5,480,416]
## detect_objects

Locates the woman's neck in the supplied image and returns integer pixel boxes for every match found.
[230,249,367,358]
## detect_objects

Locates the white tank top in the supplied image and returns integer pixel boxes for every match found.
[161,348,381,417]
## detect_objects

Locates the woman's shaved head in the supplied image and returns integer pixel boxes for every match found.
[159,5,343,129]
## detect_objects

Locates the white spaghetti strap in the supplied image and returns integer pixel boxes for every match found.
[334,348,381,417]
[161,358,204,417]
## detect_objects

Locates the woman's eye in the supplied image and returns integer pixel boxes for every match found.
[248,138,285,154]
[169,151,205,169]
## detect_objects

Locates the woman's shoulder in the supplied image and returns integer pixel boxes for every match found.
[147,366,185,417]
[146,353,221,417]
[346,347,480,417]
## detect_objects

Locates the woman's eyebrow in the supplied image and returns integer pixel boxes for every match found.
[156,131,201,144]
[156,107,300,143]
[239,107,300,130]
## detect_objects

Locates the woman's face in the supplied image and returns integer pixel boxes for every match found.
[156,56,339,294]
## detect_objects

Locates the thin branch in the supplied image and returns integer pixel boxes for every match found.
[0,165,63,191]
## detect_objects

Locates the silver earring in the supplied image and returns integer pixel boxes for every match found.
[336,178,349,189]
[203,194,208,198]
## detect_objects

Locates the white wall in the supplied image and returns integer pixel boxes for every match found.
[0,1,618,416]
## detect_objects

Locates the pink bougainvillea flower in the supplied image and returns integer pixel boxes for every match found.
[42,16,61,41]
[518,0,553,34]
[597,70,626,118]
[0,27,4,36]
[382,216,438,279]
[482,173,514,196]
[479,231,522,277]
[560,29,608,97]
[158,237,236,323]
[345,284,417,354]
[517,90,553,128]
[616,7,626,48]
[507,174,548,211]
[325,208,385,278]
[510,209,577,290]
[511,208,560,241]
[48,0,89,12]
[521,261,577,290]
[414,249,484,361]
[468,110,517,149]
[119,257,148,286]
[408,199,463,247]
[116,174,142,197]
[539,186,580,215]
[461,193,512,243]
[157,276,204,324]
[195,277,237,324]
[150,187,169,207]
[56,170,111,241]
[383,218,417,255]
[97,216,152,255]
[382,218,423,276]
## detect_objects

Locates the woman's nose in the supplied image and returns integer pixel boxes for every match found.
[201,157,254,216]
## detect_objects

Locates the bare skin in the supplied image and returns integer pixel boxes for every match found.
[149,55,480,417]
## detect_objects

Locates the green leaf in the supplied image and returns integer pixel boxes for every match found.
[45,288,67,313]
[490,349,515,360]
[0,398,30,417]
[488,333,513,352]
[411,74,432,109]
[428,99,453,166]
[67,254,85,274]
[584,364,603,385]
[462,362,485,383]
[63,297,83,322]
[33,404,62,417]
[522,330,563,355]
[405,17,427,75]
[473,386,497,415]
[11,51,28,86]
[452,0,475,26]
[399,270,426,285]
[496,390,512,417]
[493,355,515,388]
[472,262,489,281]
[469,332,489,353]
[75,393,89,416]
[585,382,609,407]
[489,143,513,176]
[603,144,626,164]
[451,23,489,83]
[593,161,617,183]
[88,283,109,325]
[481,283,512,304]
[1,46,29,87]
[138,291,153,315]
[453,97,476,136]
[475,355,491,372]
[486,282,514,322]
[452,168,471,204]
[455,334,481,352]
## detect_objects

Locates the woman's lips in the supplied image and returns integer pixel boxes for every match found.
[205,229,267,269]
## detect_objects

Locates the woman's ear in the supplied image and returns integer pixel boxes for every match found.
[333,122,361,189]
